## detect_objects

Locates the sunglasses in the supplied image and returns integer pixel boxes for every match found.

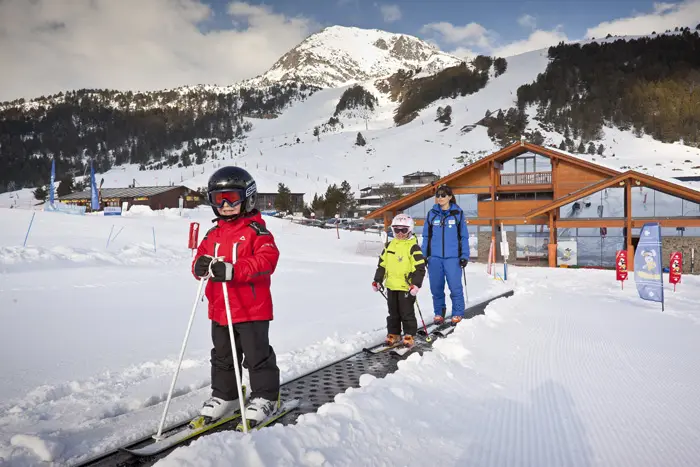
[435,192,450,198]
[209,189,244,208]
[392,227,410,234]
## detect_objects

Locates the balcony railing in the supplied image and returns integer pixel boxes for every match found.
[500,171,552,186]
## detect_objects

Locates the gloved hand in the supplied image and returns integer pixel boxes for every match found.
[194,255,213,277]
[210,261,234,282]
[460,258,468,268]
[409,285,419,296]
[372,281,383,292]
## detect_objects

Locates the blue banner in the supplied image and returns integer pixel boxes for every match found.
[634,223,664,308]
[49,159,55,206]
[90,160,99,211]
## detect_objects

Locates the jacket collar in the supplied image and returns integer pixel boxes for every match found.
[215,210,264,228]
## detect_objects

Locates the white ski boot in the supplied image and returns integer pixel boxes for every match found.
[199,397,241,422]
[242,397,279,428]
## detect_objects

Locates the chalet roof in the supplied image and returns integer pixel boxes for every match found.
[403,171,438,177]
[366,141,620,219]
[523,170,700,219]
[58,186,185,200]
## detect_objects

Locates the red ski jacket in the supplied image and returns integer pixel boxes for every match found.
[192,211,280,325]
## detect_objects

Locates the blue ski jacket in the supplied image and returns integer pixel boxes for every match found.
[421,203,470,260]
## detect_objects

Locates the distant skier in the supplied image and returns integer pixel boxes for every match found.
[372,214,426,348]
[421,184,470,325]
[191,166,281,427]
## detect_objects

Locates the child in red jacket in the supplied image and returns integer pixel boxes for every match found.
[192,167,280,427]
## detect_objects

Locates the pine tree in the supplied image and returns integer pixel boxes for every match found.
[356,132,366,146]
[33,186,48,201]
[56,174,75,197]
[494,57,507,76]
[274,183,292,213]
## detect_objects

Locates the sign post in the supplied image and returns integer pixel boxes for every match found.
[335,214,340,240]
[616,250,628,289]
[500,222,509,280]
[188,222,200,256]
[669,251,682,292]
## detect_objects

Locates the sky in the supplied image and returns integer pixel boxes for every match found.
[1,0,700,102]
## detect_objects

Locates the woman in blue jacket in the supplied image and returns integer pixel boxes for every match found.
[421,184,470,325]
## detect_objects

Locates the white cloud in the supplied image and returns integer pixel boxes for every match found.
[585,0,700,38]
[420,21,495,50]
[421,19,563,58]
[447,47,479,61]
[0,0,319,102]
[518,14,537,30]
[493,28,569,57]
[379,4,402,23]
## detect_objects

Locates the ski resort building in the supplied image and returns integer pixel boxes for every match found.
[367,141,700,273]
[58,185,202,211]
[356,171,440,216]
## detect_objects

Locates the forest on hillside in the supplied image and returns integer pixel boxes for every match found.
[0,83,318,193]
[517,30,700,147]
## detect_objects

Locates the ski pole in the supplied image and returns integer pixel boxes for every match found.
[154,266,209,440]
[215,242,248,433]
[462,268,469,304]
[413,298,432,343]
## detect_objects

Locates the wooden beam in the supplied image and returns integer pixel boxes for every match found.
[548,211,556,267]
[556,219,626,228]
[626,180,634,271]
[632,218,700,227]
[497,183,553,193]
[490,161,496,242]
[465,218,492,225]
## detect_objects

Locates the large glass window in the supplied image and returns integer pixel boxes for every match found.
[560,187,624,218]
[501,153,552,173]
[454,194,478,218]
[632,187,700,217]
[556,227,625,267]
[403,198,431,221]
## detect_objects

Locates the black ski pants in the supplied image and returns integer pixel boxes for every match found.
[386,289,417,336]
[210,320,280,402]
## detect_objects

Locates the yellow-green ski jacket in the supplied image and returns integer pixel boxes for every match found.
[373,237,426,291]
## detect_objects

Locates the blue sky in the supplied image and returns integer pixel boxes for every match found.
[199,0,694,56]
[2,0,699,100]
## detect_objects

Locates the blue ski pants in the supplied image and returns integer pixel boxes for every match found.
[427,257,465,317]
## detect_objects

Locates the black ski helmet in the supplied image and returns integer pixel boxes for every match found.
[206,166,257,219]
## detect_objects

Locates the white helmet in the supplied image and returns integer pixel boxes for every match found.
[391,213,415,237]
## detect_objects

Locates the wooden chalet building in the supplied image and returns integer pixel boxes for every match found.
[58,186,203,211]
[367,140,700,273]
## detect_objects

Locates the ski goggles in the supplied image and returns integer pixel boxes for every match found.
[208,189,245,208]
[392,227,410,234]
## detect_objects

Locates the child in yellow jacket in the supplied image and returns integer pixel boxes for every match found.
[372,214,426,347]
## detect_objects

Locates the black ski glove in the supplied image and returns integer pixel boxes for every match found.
[194,255,213,277]
[460,258,468,268]
[210,261,234,282]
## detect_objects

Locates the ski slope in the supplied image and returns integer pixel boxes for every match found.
[1,206,700,466]
[4,35,700,207]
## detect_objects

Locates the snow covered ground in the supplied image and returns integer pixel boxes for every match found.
[2,206,700,466]
[0,206,509,466]
[158,267,700,467]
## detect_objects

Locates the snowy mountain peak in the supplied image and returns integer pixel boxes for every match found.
[245,25,464,88]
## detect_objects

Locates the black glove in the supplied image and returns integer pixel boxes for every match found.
[194,255,213,277]
[460,258,468,268]
[210,261,234,282]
